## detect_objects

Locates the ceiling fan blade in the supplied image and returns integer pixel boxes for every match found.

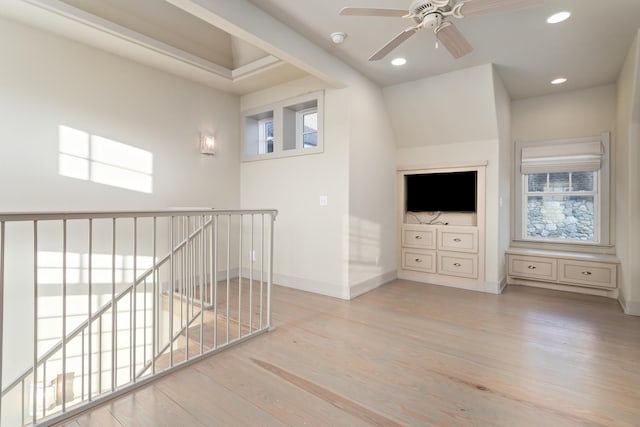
[459,0,543,17]
[339,7,408,17]
[369,27,420,61]
[435,22,473,59]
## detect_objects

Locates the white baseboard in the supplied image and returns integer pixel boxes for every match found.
[272,273,348,299]
[349,270,397,299]
[488,276,507,294]
[618,293,640,316]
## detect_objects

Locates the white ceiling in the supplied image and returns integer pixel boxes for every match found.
[2,0,639,99]
[248,0,640,99]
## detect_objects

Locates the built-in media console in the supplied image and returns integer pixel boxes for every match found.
[398,163,486,292]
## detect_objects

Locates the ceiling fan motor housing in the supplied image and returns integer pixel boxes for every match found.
[410,0,451,24]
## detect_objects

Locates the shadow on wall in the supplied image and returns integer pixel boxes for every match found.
[58,126,153,194]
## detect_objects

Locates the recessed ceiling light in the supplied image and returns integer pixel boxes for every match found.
[551,77,568,85]
[547,11,571,24]
[391,57,407,66]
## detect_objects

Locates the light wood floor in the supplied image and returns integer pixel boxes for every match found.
[59,280,640,427]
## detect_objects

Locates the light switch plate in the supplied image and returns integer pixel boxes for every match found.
[319,195,328,206]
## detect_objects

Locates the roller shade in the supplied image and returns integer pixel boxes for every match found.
[520,140,604,174]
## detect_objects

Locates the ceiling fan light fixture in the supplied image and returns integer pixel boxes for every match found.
[547,11,571,24]
[551,77,568,85]
[391,57,407,66]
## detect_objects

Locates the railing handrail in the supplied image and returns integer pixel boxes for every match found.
[1,218,203,396]
[0,208,277,222]
[1,211,246,397]
[0,207,276,425]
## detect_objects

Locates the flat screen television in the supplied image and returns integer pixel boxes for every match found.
[405,171,477,213]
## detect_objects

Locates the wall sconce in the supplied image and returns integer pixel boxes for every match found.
[200,133,216,155]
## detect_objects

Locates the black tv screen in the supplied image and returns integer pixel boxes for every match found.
[406,171,477,213]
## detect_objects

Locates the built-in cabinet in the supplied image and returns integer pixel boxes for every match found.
[506,248,619,297]
[397,163,487,292]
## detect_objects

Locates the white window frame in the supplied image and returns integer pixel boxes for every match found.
[242,91,324,161]
[296,107,318,149]
[257,117,273,154]
[513,133,611,248]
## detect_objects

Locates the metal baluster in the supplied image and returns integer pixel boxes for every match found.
[169,216,174,368]
[42,362,46,419]
[62,219,67,411]
[32,220,38,423]
[132,218,137,383]
[111,218,116,391]
[226,215,230,344]
[249,214,254,333]
[200,215,205,355]
[212,215,218,350]
[98,316,102,395]
[88,219,93,401]
[81,330,85,402]
[267,214,275,329]
[260,214,264,329]
[151,217,157,375]
[238,214,243,338]
[185,216,190,361]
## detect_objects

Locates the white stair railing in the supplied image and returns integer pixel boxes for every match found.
[0,209,276,426]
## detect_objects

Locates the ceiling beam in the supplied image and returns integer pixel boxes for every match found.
[166,0,357,88]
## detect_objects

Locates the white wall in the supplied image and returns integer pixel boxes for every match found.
[387,64,503,292]
[0,16,241,212]
[616,30,640,315]
[385,64,500,149]
[347,79,397,297]
[0,17,242,390]
[492,68,512,289]
[511,85,617,143]
[240,76,351,298]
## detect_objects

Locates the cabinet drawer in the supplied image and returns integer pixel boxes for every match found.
[438,228,478,253]
[438,252,478,279]
[559,260,617,289]
[508,255,557,281]
[402,227,436,249]
[402,249,436,273]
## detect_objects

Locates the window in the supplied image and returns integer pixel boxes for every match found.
[258,118,273,154]
[524,171,597,241]
[298,108,318,148]
[242,91,324,161]
[514,134,610,246]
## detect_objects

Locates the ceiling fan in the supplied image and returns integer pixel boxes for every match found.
[340,0,543,60]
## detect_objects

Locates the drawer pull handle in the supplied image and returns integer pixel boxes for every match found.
[415,258,422,263]
[582,271,593,276]
[527,265,537,270]
[453,263,462,267]
[453,238,462,242]
[415,235,423,240]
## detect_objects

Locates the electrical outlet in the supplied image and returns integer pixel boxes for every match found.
[319,195,328,206]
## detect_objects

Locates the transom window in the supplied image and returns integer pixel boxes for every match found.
[299,108,318,148]
[258,118,273,154]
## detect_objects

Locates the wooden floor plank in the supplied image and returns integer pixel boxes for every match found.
[57,280,640,427]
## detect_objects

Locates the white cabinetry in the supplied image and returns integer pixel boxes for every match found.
[399,224,484,289]
[506,249,618,297]
[397,164,487,292]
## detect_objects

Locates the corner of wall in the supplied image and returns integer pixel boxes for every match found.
[618,292,640,316]
[349,270,397,299]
